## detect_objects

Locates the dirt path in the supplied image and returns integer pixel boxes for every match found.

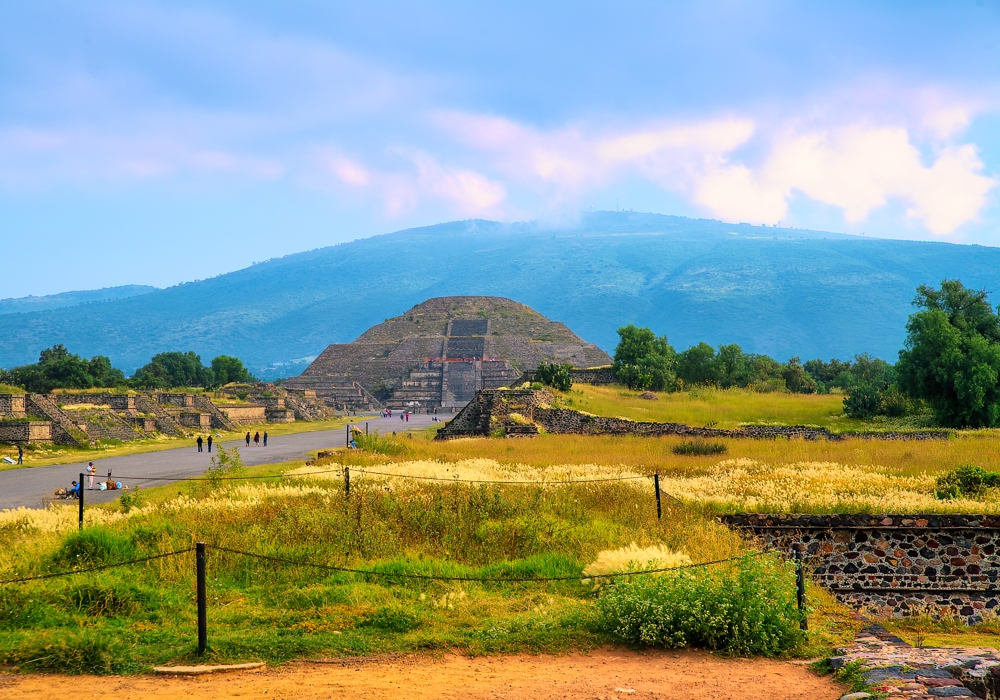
[0,649,843,699]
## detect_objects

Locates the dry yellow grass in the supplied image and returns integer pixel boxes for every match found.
[553,384,855,430]
[397,430,1000,477]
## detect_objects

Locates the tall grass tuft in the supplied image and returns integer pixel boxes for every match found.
[354,431,409,456]
[672,440,728,456]
[54,527,137,568]
[596,553,805,656]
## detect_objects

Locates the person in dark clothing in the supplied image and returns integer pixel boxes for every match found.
[245,432,251,447]
[253,431,260,446]
[263,432,268,447]
[197,436,203,452]
[207,435,213,452]
[16,445,23,465]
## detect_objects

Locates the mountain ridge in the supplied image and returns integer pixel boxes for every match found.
[1,212,997,379]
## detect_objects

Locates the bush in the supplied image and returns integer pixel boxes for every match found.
[62,583,144,617]
[359,607,421,633]
[935,465,1000,499]
[206,445,246,488]
[4,635,131,674]
[54,528,137,568]
[353,430,408,455]
[118,487,145,514]
[535,362,573,391]
[672,440,728,456]
[596,554,805,656]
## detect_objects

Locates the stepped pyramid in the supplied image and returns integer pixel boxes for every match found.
[285,296,612,411]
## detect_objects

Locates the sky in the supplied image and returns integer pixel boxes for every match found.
[3,1,1000,298]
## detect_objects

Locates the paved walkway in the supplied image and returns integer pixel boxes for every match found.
[0,414,438,510]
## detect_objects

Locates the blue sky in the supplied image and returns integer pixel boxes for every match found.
[3,1,1000,298]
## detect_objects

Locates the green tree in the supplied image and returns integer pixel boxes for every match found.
[780,357,817,394]
[0,345,124,393]
[677,342,716,387]
[897,280,1000,427]
[612,325,677,391]
[211,355,255,386]
[712,344,754,389]
[131,351,215,389]
[534,361,572,391]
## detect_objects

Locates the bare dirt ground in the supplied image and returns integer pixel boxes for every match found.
[0,649,844,700]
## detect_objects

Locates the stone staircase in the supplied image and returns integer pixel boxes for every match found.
[193,395,239,431]
[62,408,141,442]
[135,395,188,436]
[386,362,444,411]
[26,394,89,447]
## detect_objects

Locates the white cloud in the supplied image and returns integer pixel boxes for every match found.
[435,109,996,235]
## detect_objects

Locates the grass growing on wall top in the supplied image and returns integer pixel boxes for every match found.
[553,384,872,432]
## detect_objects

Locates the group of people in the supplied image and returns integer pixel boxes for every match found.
[246,431,267,447]
[195,431,268,451]
[64,461,123,498]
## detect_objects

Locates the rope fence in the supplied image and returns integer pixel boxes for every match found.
[0,543,781,655]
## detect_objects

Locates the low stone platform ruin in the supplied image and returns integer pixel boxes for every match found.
[0,383,335,447]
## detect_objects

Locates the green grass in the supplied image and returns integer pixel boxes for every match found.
[552,384,902,432]
[0,455,768,672]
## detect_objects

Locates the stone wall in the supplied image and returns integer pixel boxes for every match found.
[0,421,51,443]
[57,394,136,411]
[723,514,1000,623]
[437,389,949,442]
[0,394,26,417]
[218,405,267,424]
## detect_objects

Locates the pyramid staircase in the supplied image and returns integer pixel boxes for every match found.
[26,394,89,447]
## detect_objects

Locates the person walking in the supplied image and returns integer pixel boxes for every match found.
[86,462,96,490]
[253,431,260,447]
[262,431,268,447]
[245,431,251,447]
[207,435,213,453]
[197,436,204,452]
[16,445,22,465]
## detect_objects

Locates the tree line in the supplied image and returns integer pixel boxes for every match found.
[0,345,255,393]
[608,279,1000,429]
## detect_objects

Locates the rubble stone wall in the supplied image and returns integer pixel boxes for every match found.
[723,513,1000,623]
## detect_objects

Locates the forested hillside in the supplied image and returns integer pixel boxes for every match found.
[1,212,997,379]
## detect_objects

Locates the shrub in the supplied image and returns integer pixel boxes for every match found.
[54,528,137,568]
[935,464,1000,499]
[596,554,805,656]
[672,440,728,456]
[535,362,573,391]
[353,430,408,455]
[118,487,145,514]
[206,445,246,488]
[359,607,421,633]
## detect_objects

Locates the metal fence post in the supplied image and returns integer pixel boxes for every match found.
[344,466,350,498]
[654,473,662,520]
[794,546,808,631]
[78,472,84,530]
[196,542,207,655]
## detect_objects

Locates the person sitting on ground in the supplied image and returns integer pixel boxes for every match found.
[70,480,81,499]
